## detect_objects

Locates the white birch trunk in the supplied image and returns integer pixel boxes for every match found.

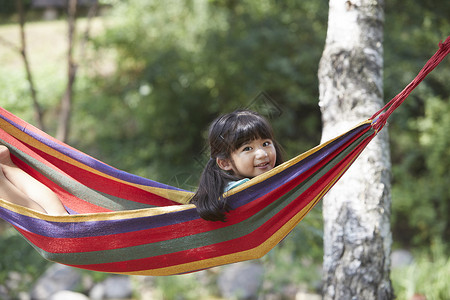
[318,0,394,299]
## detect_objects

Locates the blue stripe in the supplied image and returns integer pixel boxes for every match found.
[0,205,199,238]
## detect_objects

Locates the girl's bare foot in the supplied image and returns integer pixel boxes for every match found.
[0,145,68,215]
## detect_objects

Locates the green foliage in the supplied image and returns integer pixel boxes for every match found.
[391,240,450,300]
[76,0,327,188]
[384,0,450,247]
[0,71,33,117]
[0,1,32,18]
[391,97,449,246]
[0,226,51,294]
[261,206,323,294]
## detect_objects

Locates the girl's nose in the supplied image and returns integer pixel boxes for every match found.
[255,148,268,158]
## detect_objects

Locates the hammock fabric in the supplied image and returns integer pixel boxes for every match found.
[0,37,448,276]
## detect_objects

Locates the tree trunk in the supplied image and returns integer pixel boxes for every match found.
[56,0,78,142]
[318,0,394,299]
[16,0,45,131]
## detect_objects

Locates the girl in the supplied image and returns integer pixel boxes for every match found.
[0,145,68,216]
[190,110,283,221]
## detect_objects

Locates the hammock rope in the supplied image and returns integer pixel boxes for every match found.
[0,37,448,276]
[371,35,450,131]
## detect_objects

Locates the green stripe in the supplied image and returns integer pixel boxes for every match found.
[32,129,375,266]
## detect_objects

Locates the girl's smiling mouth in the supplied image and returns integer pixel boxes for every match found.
[255,161,270,168]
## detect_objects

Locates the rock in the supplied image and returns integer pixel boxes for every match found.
[89,283,106,300]
[30,264,82,300]
[104,276,132,299]
[49,290,89,300]
[218,262,264,300]
[89,275,132,300]
[296,292,322,300]
[0,285,8,300]
[17,291,31,300]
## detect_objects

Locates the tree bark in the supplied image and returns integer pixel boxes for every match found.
[318,0,394,299]
[56,0,78,142]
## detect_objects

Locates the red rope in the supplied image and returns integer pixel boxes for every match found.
[371,35,450,131]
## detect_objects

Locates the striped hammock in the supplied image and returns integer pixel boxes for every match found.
[0,37,448,276]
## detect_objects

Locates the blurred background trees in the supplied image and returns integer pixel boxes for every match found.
[0,0,449,298]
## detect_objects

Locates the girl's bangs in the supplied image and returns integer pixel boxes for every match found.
[231,116,273,150]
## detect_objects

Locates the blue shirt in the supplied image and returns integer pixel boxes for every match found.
[224,178,250,192]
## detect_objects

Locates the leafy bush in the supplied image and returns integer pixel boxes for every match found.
[390,96,449,247]
[85,0,327,186]
[391,240,450,300]
[384,0,450,248]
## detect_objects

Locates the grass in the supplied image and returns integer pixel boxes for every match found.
[0,18,107,72]
[0,21,66,74]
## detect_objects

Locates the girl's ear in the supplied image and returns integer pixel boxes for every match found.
[216,158,233,171]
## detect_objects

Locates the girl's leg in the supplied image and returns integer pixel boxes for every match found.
[0,145,68,216]
[0,167,47,213]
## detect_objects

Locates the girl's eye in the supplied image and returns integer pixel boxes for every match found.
[242,146,252,152]
[263,141,272,147]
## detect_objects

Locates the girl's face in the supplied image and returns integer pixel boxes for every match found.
[217,138,277,179]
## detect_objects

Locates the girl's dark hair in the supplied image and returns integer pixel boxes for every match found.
[190,110,283,221]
